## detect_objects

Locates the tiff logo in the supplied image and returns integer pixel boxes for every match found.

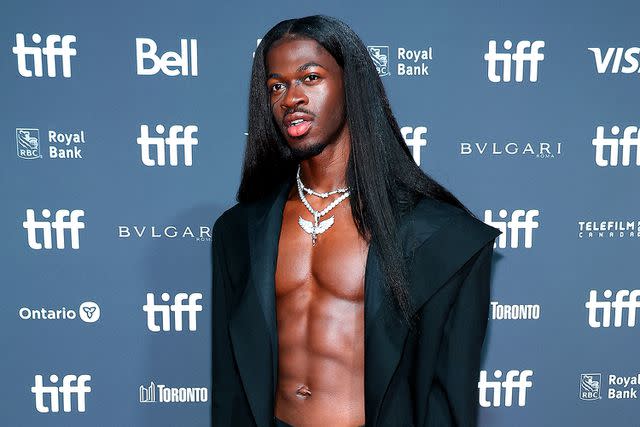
[592,125,640,167]
[31,374,91,413]
[485,40,544,82]
[143,292,203,332]
[478,369,534,407]
[484,209,539,249]
[136,38,198,76]
[12,33,77,78]
[137,124,198,166]
[22,209,85,250]
[400,126,427,166]
[585,289,640,328]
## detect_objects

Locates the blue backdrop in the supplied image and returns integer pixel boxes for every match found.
[2,0,638,426]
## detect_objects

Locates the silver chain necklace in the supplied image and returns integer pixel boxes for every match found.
[296,165,350,246]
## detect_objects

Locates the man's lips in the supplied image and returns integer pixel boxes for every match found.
[283,112,314,127]
[286,120,312,137]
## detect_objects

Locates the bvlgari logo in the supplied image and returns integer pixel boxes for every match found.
[117,225,211,242]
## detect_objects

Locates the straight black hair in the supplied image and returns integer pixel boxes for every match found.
[238,14,474,327]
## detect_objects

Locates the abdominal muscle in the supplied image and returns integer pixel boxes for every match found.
[274,279,366,427]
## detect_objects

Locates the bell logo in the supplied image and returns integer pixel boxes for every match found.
[143,292,203,332]
[22,209,85,250]
[484,209,539,249]
[136,37,198,76]
[31,374,91,413]
[137,124,198,167]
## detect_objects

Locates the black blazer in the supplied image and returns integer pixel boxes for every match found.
[211,177,501,427]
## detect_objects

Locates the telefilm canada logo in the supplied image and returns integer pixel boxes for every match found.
[16,128,87,160]
[478,369,534,407]
[484,209,539,249]
[12,33,77,78]
[367,45,434,77]
[592,125,640,167]
[577,219,640,239]
[485,40,545,82]
[19,301,100,323]
[459,140,562,159]
[579,372,639,400]
[139,381,208,403]
[32,374,91,413]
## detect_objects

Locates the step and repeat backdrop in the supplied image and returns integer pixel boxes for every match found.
[1,0,638,426]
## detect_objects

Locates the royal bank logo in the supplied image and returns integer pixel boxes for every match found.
[588,47,640,74]
[579,372,639,400]
[367,45,433,77]
[139,381,208,403]
[32,374,91,413]
[580,373,602,401]
[459,141,562,159]
[16,127,86,160]
[400,126,427,165]
[23,209,85,250]
[137,124,198,166]
[368,46,389,76]
[12,33,77,78]
[19,301,100,323]
[478,369,534,407]
[16,128,41,159]
[485,40,545,82]
[484,209,539,249]
[592,125,640,167]
[136,37,198,76]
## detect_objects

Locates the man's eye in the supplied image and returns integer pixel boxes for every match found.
[270,83,283,92]
[305,74,319,82]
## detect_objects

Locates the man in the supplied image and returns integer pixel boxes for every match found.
[212,15,501,427]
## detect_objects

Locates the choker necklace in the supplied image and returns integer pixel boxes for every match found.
[296,165,350,246]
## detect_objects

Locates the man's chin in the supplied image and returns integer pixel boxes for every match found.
[288,140,329,160]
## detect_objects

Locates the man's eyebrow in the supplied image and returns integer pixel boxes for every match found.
[267,62,325,79]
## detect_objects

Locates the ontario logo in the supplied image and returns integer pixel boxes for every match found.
[16,128,41,159]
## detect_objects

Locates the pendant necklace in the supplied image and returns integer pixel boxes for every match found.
[296,165,350,246]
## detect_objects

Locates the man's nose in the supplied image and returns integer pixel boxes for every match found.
[281,83,307,109]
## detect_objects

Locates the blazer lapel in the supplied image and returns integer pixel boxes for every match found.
[228,177,293,427]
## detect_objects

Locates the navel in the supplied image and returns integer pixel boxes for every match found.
[295,384,312,399]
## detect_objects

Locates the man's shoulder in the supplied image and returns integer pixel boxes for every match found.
[400,196,501,255]
[212,202,250,239]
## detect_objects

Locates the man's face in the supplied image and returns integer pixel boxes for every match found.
[265,37,347,159]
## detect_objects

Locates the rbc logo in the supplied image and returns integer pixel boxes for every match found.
[484,209,539,249]
[592,125,640,167]
[485,40,545,82]
[22,209,85,250]
[579,373,602,401]
[31,374,91,413]
[137,124,198,167]
[136,38,198,76]
[143,292,203,332]
[12,33,77,78]
[478,369,534,407]
[367,46,389,77]
[16,128,41,159]
[400,126,428,166]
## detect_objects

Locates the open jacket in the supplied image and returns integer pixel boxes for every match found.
[211,177,502,427]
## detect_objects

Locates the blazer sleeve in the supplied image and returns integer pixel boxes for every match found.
[422,241,496,427]
[211,220,235,426]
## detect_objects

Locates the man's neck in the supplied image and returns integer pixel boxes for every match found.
[298,142,349,193]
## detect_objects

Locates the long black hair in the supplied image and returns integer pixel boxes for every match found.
[238,15,474,327]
